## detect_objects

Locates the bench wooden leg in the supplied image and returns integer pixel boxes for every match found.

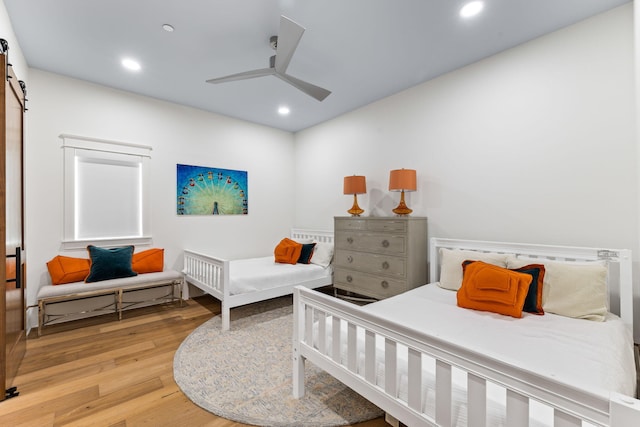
[38,300,44,337]
[177,279,184,307]
[117,289,123,320]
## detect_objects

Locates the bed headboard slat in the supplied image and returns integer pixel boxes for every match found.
[290,229,334,244]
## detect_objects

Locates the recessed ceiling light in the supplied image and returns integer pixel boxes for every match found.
[162,24,174,32]
[121,58,141,72]
[460,1,484,18]
[278,106,290,116]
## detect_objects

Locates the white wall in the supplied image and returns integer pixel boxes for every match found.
[294,5,640,337]
[24,70,295,327]
[296,4,635,249]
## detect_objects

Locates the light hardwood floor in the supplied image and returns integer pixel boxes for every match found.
[0,297,389,427]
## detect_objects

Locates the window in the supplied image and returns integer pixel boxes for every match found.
[61,134,152,249]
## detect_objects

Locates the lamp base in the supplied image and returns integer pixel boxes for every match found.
[392,190,412,216]
[347,194,364,216]
[392,206,412,216]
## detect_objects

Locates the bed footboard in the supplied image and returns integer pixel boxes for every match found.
[183,249,232,330]
[292,286,640,427]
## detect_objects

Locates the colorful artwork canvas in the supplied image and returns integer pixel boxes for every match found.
[177,164,248,215]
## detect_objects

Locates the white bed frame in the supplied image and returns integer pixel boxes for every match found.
[293,237,640,427]
[184,228,333,331]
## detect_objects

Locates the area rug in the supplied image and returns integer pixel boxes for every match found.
[173,297,384,426]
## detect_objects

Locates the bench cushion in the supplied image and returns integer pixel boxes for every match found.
[37,270,183,300]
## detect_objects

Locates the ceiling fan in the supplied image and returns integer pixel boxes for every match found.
[206,15,331,102]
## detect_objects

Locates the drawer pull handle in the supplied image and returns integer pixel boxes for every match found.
[346,275,353,283]
[347,237,354,244]
[381,261,389,270]
[381,240,390,248]
[381,280,389,289]
[347,256,353,263]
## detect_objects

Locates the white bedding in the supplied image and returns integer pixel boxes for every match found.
[361,283,636,399]
[229,256,332,296]
[313,283,635,426]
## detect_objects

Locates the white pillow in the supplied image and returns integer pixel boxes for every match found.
[310,241,334,268]
[438,248,511,291]
[508,256,608,321]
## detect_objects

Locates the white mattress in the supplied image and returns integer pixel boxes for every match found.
[229,256,331,295]
[361,283,636,399]
[315,284,636,426]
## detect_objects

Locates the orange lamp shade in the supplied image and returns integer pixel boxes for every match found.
[344,175,366,216]
[389,169,416,192]
[343,175,367,195]
[389,169,416,216]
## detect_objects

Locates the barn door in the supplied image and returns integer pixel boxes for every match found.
[0,39,26,401]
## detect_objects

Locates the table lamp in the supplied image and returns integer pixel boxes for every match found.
[389,168,416,216]
[343,175,366,216]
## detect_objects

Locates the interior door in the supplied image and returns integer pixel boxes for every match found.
[1,45,26,399]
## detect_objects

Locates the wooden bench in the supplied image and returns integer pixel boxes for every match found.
[36,270,183,336]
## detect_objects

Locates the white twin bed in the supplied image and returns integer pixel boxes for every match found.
[183,229,333,330]
[293,237,640,427]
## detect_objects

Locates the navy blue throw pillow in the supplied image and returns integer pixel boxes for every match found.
[297,243,317,264]
[510,265,545,315]
[85,245,137,283]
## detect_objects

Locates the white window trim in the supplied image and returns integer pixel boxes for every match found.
[60,134,153,250]
[60,236,153,251]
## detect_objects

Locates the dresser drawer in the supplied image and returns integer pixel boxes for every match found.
[334,268,407,300]
[334,249,406,277]
[366,219,407,233]
[335,231,406,255]
[335,218,407,233]
[335,218,368,231]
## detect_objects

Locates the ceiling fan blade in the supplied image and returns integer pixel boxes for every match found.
[277,73,331,101]
[206,68,274,84]
[205,16,330,101]
[274,16,305,74]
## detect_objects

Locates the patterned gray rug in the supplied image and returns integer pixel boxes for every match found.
[173,297,383,426]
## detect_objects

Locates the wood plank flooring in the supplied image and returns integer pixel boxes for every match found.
[0,296,389,427]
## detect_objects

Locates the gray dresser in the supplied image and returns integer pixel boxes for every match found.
[333,216,428,300]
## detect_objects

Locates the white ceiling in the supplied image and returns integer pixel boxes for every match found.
[4,0,631,132]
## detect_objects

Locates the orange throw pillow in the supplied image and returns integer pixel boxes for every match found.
[132,248,164,274]
[457,261,532,318]
[274,238,302,265]
[46,255,91,285]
